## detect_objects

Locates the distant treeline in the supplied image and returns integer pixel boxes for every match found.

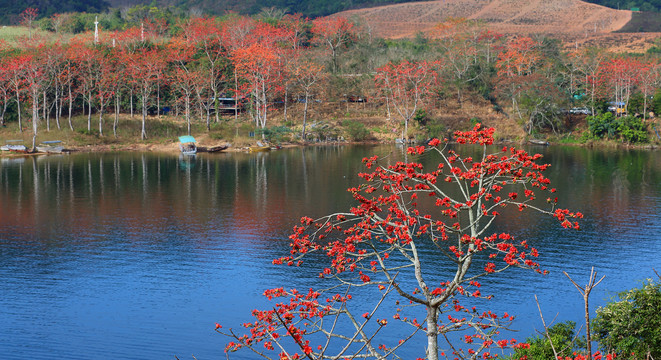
[3,0,661,27]
[0,0,110,24]
[1,0,430,25]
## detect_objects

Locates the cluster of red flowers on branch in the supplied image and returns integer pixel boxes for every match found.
[219,124,582,359]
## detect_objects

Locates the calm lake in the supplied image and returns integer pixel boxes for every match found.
[1,145,660,359]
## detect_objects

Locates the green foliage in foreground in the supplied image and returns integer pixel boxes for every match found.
[508,321,586,360]
[593,279,661,359]
[583,113,649,143]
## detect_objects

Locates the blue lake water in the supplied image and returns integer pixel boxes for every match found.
[0,145,660,359]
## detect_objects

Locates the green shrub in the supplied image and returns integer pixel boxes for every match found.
[342,120,370,141]
[627,93,644,115]
[580,130,597,143]
[149,120,184,138]
[587,113,649,144]
[593,279,661,359]
[508,321,585,359]
[256,125,291,143]
[413,108,429,126]
[77,128,99,137]
[617,116,648,144]
[652,89,661,116]
[425,119,446,139]
[587,112,618,139]
[209,122,236,140]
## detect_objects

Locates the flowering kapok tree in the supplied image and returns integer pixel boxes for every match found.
[218,124,582,360]
[375,60,437,141]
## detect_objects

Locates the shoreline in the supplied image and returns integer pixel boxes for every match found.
[2,138,658,158]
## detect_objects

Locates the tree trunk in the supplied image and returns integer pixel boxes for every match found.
[426,306,439,360]
[55,81,61,130]
[643,90,648,121]
[284,86,288,123]
[31,90,38,151]
[404,117,409,140]
[141,94,147,140]
[98,97,104,137]
[157,78,160,117]
[1,95,7,126]
[44,91,49,131]
[302,92,309,141]
[68,83,74,131]
[213,88,220,124]
[206,106,211,132]
[87,91,92,132]
[234,69,239,138]
[186,96,191,136]
[114,93,120,138]
[585,296,592,360]
[15,87,22,132]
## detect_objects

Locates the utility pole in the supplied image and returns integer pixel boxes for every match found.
[94,16,99,44]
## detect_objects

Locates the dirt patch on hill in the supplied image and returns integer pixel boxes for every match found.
[335,0,660,52]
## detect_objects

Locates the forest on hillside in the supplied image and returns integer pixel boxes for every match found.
[0,0,430,24]
[3,0,660,25]
[1,14,660,146]
[0,0,109,24]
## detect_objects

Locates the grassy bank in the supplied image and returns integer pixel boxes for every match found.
[0,96,524,152]
[1,100,659,154]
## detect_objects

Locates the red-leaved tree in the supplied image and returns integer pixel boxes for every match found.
[21,8,39,40]
[218,124,582,360]
[311,16,355,74]
[375,60,437,141]
[0,57,12,127]
[126,48,165,139]
[596,57,642,116]
[231,22,292,134]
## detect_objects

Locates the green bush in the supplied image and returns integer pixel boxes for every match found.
[256,125,291,143]
[617,116,648,144]
[586,113,649,144]
[342,120,371,141]
[413,108,429,126]
[209,122,236,140]
[593,279,661,359]
[652,89,661,116]
[425,119,446,139]
[77,128,99,137]
[587,112,618,139]
[509,321,585,359]
[627,93,644,115]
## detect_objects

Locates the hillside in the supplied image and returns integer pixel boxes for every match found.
[334,0,660,52]
[104,0,433,17]
[0,0,109,24]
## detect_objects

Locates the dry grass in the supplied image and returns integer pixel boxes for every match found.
[0,26,58,46]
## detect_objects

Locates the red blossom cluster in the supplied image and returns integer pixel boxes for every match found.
[516,352,617,360]
[222,287,330,355]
